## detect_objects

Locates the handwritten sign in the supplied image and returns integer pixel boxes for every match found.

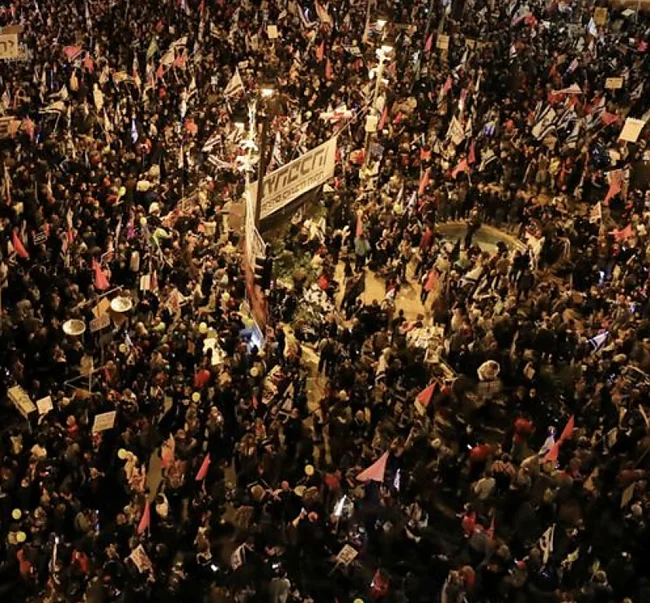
[36,396,53,415]
[0,34,18,60]
[90,314,111,333]
[129,545,152,573]
[619,117,646,143]
[335,544,358,565]
[92,411,117,433]
[437,34,450,50]
[8,385,36,419]
[605,77,623,90]
[267,25,279,39]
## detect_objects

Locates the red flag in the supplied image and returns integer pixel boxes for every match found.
[316,40,325,62]
[378,106,388,131]
[559,415,574,443]
[137,500,150,534]
[486,515,496,539]
[601,112,619,126]
[603,170,623,205]
[544,442,560,463]
[92,259,110,291]
[195,453,211,481]
[357,451,388,482]
[452,158,470,179]
[63,46,83,61]
[12,229,29,259]
[199,0,205,15]
[252,394,258,410]
[418,168,430,196]
[156,63,165,80]
[468,140,476,165]
[442,75,452,94]
[425,33,433,53]
[416,382,436,407]
[639,40,648,52]
[173,50,187,69]
[83,53,94,74]
[612,223,633,241]
[325,57,333,79]
[355,213,363,237]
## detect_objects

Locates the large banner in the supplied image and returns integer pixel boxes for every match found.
[250,137,337,220]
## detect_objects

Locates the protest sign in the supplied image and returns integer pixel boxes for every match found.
[36,396,53,415]
[437,34,450,50]
[619,117,646,143]
[92,411,117,433]
[605,77,623,90]
[335,544,358,565]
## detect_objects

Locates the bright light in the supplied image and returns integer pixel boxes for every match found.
[261,86,275,98]
[376,17,387,29]
[334,495,347,517]
[381,43,393,54]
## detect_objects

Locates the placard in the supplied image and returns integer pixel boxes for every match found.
[437,34,450,50]
[8,385,36,419]
[90,314,111,333]
[36,396,53,415]
[619,117,646,143]
[92,410,117,433]
[605,77,623,90]
[594,7,608,26]
[32,229,48,245]
[129,545,152,573]
[0,34,18,60]
[92,297,111,318]
[267,25,279,39]
[335,544,358,565]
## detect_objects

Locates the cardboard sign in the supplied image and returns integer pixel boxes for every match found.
[267,25,279,39]
[36,396,53,415]
[605,77,623,90]
[437,34,450,50]
[0,33,18,60]
[619,117,646,143]
[90,314,111,333]
[336,544,358,565]
[92,297,111,318]
[594,7,608,26]
[92,411,117,433]
[8,385,36,419]
[129,545,152,573]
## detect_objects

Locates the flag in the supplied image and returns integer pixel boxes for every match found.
[587,17,597,37]
[147,37,159,60]
[612,223,633,241]
[603,169,623,205]
[416,383,436,407]
[92,259,110,290]
[224,68,244,97]
[442,75,452,94]
[137,500,150,534]
[378,105,388,131]
[531,105,557,140]
[452,158,470,179]
[468,140,476,165]
[40,100,65,115]
[601,112,619,126]
[355,212,363,237]
[418,168,430,195]
[83,53,94,74]
[316,40,324,62]
[195,453,210,480]
[357,451,388,482]
[12,229,29,259]
[538,525,555,564]
[552,83,582,95]
[325,57,333,79]
[314,0,333,25]
[155,63,165,80]
[545,441,560,463]
[560,415,574,443]
[425,33,433,52]
[63,46,83,62]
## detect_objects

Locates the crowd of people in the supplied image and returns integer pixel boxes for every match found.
[0,0,650,601]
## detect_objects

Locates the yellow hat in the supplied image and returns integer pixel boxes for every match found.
[250,367,259,378]
[16,531,26,543]
[222,292,230,302]
[139,217,147,226]
[192,392,201,403]
[304,464,315,476]
[117,448,128,460]
[11,509,21,520]
[198,322,208,334]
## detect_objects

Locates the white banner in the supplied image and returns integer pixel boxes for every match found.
[250,137,337,220]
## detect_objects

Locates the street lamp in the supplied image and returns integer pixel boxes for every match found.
[254,81,277,228]
[363,36,393,170]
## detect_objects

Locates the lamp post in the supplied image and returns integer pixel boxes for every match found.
[254,83,276,229]
[363,39,393,170]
